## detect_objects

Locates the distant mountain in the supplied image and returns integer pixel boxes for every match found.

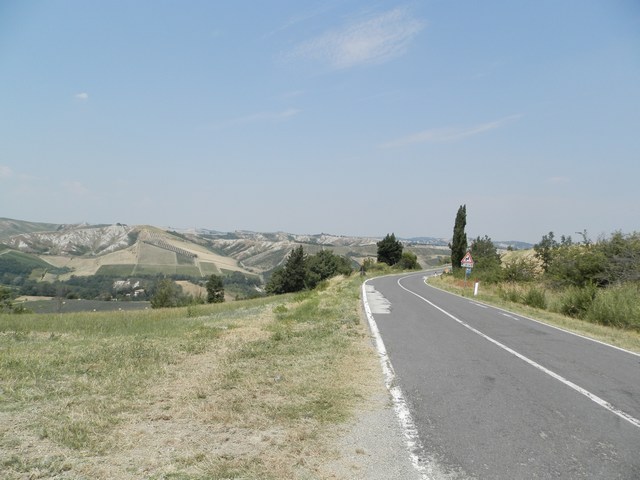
[5,222,136,256]
[0,217,62,242]
[404,236,449,246]
[0,219,450,280]
[495,240,534,250]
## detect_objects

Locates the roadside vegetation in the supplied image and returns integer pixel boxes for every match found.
[0,274,381,480]
[430,274,640,353]
[437,209,640,352]
[0,236,429,478]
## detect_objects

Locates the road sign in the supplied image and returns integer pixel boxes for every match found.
[461,251,474,268]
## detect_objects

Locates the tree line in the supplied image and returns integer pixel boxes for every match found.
[446,204,639,330]
[265,247,354,294]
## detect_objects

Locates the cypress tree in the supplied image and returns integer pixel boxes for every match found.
[450,205,467,270]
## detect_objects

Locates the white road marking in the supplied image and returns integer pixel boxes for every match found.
[426,278,640,359]
[502,313,520,321]
[470,302,488,308]
[397,276,640,430]
[362,281,429,480]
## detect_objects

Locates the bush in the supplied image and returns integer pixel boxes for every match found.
[396,252,421,270]
[523,287,547,309]
[558,284,597,319]
[503,257,539,282]
[547,245,606,288]
[471,265,504,284]
[587,284,640,330]
[498,286,521,303]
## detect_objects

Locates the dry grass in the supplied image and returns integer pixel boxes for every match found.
[0,276,378,479]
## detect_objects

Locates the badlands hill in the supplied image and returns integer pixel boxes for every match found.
[0,218,450,282]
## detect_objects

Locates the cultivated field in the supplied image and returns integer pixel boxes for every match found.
[41,228,253,281]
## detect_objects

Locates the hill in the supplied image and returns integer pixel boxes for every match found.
[0,217,61,242]
[0,219,450,283]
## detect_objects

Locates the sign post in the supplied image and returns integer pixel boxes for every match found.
[461,252,474,288]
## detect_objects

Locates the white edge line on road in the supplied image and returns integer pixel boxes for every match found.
[425,278,640,359]
[470,302,488,308]
[397,275,640,430]
[361,280,430,480]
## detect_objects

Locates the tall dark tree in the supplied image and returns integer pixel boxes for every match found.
[283,245,307,292]
[377,233,403,266]
[266,246,307,294]
[206,274,225,303]
[533,231,558,273]
[450,205,467,270]
[305,249,353,289]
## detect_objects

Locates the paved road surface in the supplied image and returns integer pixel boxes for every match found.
[364,271,640,479]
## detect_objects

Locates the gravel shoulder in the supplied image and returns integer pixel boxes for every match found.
[324,387,423,480]
[321,291,423,480]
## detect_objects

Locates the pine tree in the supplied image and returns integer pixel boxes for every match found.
[283,245,307,292]
[450,205,467,270]
[206,274,225,303]
[377,233,403,266]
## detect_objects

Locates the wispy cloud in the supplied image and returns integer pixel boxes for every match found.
[74,92,89,101]
[380,114,523,148]
[286,7,424,69]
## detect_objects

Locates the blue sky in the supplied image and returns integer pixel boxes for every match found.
[1,1,639,243]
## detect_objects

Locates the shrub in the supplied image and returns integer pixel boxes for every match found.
[587,284,640,330]
[503,257,539,282]
[498,286,521,303]
[523,287,547,309]
[472,265,504,284]
[396,252,421,270]
[558,284,597,318]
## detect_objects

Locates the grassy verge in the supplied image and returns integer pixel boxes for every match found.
[0,275,377,479]
[428,275,640,354]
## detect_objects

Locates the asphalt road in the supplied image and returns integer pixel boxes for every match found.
[364,271,640,479]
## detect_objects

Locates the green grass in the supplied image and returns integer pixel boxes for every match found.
[19,298,150,314]
[0,250,55,269]
[199,261,220,275]
[175,266,202,277]
[95,264,136,276]
[133,264,176,275]
[587,283,640,329]
[0,275,375,479]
